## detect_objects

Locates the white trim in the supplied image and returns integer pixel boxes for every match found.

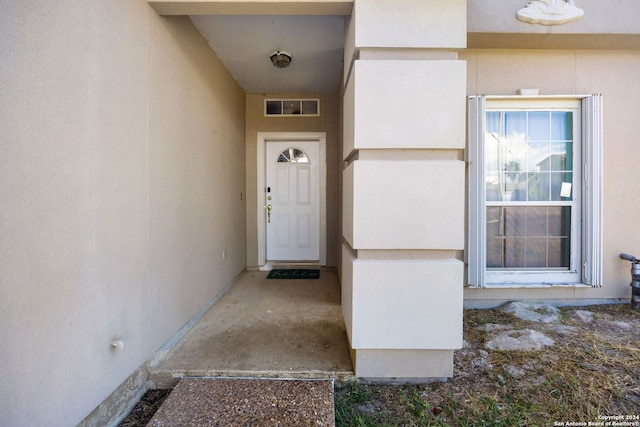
[467,95,603,288]
[484,95,594,100]
[581,94,604,287]
[482,282,592,289]
[467,96,486,288]
[257,132,327,267]
[486,100,582,285]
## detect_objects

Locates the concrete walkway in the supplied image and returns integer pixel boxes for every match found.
[150,268,354,388]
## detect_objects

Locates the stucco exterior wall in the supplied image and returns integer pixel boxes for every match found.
[462,49,640,306]
[245,93,340,267]
[0,2,246,426]
[342,0,467,380]
[353,0,465,49]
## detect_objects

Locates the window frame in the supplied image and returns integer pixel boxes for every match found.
[276,147,311,164]
[264,99,320,117]
[467,95,603,288]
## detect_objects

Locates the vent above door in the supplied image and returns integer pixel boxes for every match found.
[265,99,319,117]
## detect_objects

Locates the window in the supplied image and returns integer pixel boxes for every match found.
[277,148,309,163]
[468,95,602,287]
[265,99,320,116]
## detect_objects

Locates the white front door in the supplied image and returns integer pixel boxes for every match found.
[266,140,320,261]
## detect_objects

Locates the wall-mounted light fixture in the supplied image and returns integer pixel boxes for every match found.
[269,50,292,68]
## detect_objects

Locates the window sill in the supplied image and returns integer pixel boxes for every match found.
[480,283,593,289]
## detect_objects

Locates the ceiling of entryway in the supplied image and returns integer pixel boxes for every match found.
[190,15,345,93]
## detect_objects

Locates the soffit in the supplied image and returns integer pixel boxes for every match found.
[190,15,345,93]
[148,0,353,15]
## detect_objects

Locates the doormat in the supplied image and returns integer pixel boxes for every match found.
[267,269,320,280]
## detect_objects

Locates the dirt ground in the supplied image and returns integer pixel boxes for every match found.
[120,303,640,426]
[118,389,171,427]
[335,303,640,426]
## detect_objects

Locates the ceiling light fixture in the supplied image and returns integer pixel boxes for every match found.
[269,50,292,68]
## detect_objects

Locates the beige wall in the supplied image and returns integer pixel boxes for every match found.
[0,2,245,426]
[462,49,640,305]
[245,93,340,267]
[353,0,466,49]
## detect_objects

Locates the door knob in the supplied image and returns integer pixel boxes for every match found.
[267,204,272,223]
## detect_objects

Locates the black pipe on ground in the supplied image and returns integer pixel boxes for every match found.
[620,253,640,310]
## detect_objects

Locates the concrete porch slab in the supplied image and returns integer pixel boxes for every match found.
[148,377,335,426]
[150,269,354,388]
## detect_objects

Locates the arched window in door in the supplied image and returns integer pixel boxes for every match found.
[277,148,310,163]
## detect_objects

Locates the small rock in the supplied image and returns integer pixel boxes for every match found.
[478,323,511,331]
[505,365,526,377]
[485,329,555,351]
[471,358,493,372]
[573,310,593,323]
[500,301,560,323]
[357,402,378,414]
[551,324,578,335]
[612,321,631,330]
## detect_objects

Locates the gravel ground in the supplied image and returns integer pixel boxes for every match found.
[146,378,334,426]
[334,303,640,426]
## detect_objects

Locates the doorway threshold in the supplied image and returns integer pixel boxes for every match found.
[254,262,322,271]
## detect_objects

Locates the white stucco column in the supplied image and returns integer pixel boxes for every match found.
[342,0,467,380]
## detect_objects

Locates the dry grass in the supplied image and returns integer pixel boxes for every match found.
[118,389,171,427]
[335,304,640,426]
